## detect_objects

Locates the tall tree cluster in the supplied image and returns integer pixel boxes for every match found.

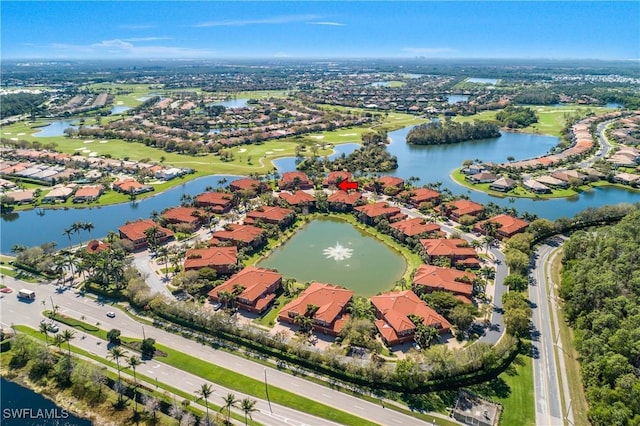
[560,209,640,425]
[406,119,500,145]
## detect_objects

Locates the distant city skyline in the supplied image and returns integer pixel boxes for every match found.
[2,1,638,61]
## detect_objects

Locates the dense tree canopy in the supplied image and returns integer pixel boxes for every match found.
[0,92,47,119]
[406,119,500,145]
[495,106,538,128]
[560,209,640,425]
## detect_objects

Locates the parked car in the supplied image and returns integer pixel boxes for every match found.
[106,312,116,318]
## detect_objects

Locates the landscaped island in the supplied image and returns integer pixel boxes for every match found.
[406,119,500,145]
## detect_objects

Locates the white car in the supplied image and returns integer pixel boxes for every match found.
[106,312,116,318]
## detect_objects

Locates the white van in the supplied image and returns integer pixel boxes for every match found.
[17,289,36,300]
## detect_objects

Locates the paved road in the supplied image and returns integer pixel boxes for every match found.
[530,238,567,426]
[131,251,172,297]
[0,275,444,426]
[577,119,615,168]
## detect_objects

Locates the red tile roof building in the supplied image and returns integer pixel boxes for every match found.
[278,171,313,190]
[245,206,295,227]
[211,224,265,248]
[445,199,484,220]
[354,202,405,224]
[208,266,282,313]
[118,219,174,250]
[390,218,442,240]
[194,191,233,213]
[365,175,405,192]
[420,238,480,269]
[184,246,238,274]
[474,214,530,240]
[327,190,363,210]
[73,186,103,203]
[413,265,475,302]
[85,240,110,254]
[322,171,353,188]
[402,187,441,207]
[161,206,203,227]
[278,191,315,206]
[229,178,267,194]
[278,282,353,336]
[371,290,451,346]
[113,178,153,195]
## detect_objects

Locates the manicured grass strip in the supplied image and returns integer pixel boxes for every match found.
[14,325,262,426]
[494,353,535,426]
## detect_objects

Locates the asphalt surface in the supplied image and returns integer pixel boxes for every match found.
[0,275,445,426]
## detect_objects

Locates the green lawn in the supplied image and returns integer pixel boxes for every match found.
[254,293,293,327]
[495,353,535,426]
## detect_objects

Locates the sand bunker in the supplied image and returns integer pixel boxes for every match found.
[339,133,357,136]
[17,133,25,136]
[88,152,98,157]
[238,148,247,153]
[83,140,94,144]
[99,140,108,144]
[310,135,325,139]
[265,151,273,154]
[273,148,285,151]
[10,138,18,141]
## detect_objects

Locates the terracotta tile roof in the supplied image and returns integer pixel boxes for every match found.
[118,219,174,242]
[390,217,440,237]
[208,266,281,304]
[195,191,232,211]
[245,206,293,224]
[327,190,362,205]
[413,265,474,297]
[322,171,353,186]
[279,282,353,329]
[420,238,477,258]
[161,206,202,224]
[402,187,440,205]
[74,186,102,199]
[113,178,151,193]
[184,246,238,270]
[354,202,401,218]
[372,290,451,340]
[475,214,529,237]
[376,175,405,188]
[230,178,262,192]
[448,199,484,216]
[279,190,315,206]
[278,171,313,188]
[85,240,110,254]
[212,224,264,244]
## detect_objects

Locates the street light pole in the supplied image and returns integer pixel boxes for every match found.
[264,368,272,414]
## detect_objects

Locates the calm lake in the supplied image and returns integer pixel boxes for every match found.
[447,95,469,104]
[258,218,406,296]
[215,98,251,109]
[0,378,91,426]
[33,121,78,137]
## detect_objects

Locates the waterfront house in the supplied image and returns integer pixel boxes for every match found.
[113,178,154,195]
[5,189,35,204]
[208,266,282,314]
[118,219,174,250]
[194,191,233,213]
[327,190,362,211]
[535,175,568,189]
[278,190,316,209]
[278,171,313,190]
[390,217,442,240]
[467,172,498,184]
[444,199,484,220]
[419,238,480,269]
[161,206,203,228]
[365,175,405,193]
[523,179,552,194]
[73,185,103,203]
[42,185,74,203]
[85,240,110,254]
[184,246,238,274]
[244,206,295,227]
[371,290,451,346]
[401,187,440,207]
[322,171,353,188]
[354,202,405,224]
[473,214,529,240]
[211,224,265,249]
[489,177,516,192]
[229,177,267,195]
[278,282,353,336]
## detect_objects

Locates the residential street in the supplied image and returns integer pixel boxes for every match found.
[0,275,446,425]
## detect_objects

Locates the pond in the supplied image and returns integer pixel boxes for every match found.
[258,217,406,296]
[371,81,390,87]
[0,378,91,426]
[33,121,78,137]
[466,77,499,84]
[110,105,131,115]
[447,94,469,104]
[214,98,251,109]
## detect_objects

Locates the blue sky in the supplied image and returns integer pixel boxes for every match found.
[2,1,638,60]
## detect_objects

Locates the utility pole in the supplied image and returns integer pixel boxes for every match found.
[264,368,272,414]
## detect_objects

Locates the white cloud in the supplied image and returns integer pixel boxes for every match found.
[402,47,457,55]
[306,21,345,27]
[194,14,319,27]
[48,39,214,58]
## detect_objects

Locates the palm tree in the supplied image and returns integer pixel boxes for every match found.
[39,321,50,345]
[61,329,75,357]
[220,393,239,424]
[83,222,95,240]
[108,346,126,382]
[240,398,257,425]
[127,355,142,412]
[62,227,74,245]
[195,383,214,421]
[53,334,65,351]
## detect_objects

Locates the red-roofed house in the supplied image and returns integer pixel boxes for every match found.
[420,238,480,269]
[118,219,174,250]
[85,240,110,254]
[279,191,315,209]
[73,186,103,203]
[327,190,363,211]
[229,178,267,194]
[278,282,353,335]
[401,187,440,207]
[365,175,405,193]
[371,290,451,346]
[211,224,265,248]
[322,171,353,188]
[194,192,233,213]
[390,218,443,241]
[161,207,203,228]
[184,246,238,274]
[245,206,295,227]
[113,178,153,195]
[354,202,405,224]
[444,199,484,220]
[208,267,282,314]
[278,171,313,190]
[474,214,530,240]
[413,265,475,301]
